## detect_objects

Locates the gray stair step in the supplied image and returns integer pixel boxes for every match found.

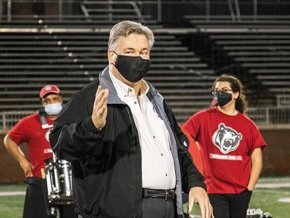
[235,57,290,62]
[249,69,290,74]
[269,88,290,93]
[217,40,290,45]
[242,63,290,67]
[224,46,290,51]
[257,75,290,80]
[228,51,290,56]
[211,35,290,40]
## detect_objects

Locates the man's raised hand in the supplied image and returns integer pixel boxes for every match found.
[92,85,109,130]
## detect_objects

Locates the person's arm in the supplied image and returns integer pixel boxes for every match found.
[163,102,213,218]
[163,101,205,189]
[49,85,109,161]
[3,135,34,177]
[247,147,263,191]
[177,129,213,218]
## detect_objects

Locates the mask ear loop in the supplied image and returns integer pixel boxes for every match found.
[110,51,119,68]
[112,51,119,56]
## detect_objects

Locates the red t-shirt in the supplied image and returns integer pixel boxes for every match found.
[8,113,54,178]
[183,108,266,194]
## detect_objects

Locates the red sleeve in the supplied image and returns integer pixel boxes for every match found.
[182,113,201,140]
[8,118,28,144]
[181,126,204,176]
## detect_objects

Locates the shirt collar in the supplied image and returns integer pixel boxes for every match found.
[109,70,149,98]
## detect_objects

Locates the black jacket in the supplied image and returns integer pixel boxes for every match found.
[50,67,205,218]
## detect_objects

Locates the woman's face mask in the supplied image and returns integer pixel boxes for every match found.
[214,91,233,107]
[44,102,62,115]
[112,52,150,83]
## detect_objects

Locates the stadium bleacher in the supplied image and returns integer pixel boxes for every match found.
[185,15,290,108]
[1,1,290,125]
[0,22,215,123]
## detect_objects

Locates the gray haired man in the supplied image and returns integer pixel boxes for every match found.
[50,20,213,218]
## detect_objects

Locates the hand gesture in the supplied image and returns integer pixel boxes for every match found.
[188,187,214,218]
[91,85,109,130]
[19,159,34,177]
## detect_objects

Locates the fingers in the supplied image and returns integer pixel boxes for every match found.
[92,86,109,129]
[203,198,213,218]
[96,85,101,96]
[25,171,33,177]
[94,86,109,115]
[30,162,35,170]
[199,200,206,218]
[20,160,33,177]
[188,198,194,214]
[189,187,213,218]
[24,167,33,177]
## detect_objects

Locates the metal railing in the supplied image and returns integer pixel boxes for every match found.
[276,95,290,108]
[0,0,82,21]
[247,107,290,125]
[1,107,290,131]
[0,110,36,132]
[80,1,145,22]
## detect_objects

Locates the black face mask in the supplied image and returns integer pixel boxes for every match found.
[113,52,150,83]
[215,91,232,107]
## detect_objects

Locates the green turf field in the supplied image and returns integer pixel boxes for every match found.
[0,183,289,218]
[187,187,290,218]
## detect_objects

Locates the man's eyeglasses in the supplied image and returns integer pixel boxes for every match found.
[211,89,233,95]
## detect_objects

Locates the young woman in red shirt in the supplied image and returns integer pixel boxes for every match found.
[183,74,266,218]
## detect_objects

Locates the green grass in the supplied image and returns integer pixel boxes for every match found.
[0,184,290,217]
[0,184,25,218]
[249,188,290,218]
[186,188,290,218]
[0,195,24,218]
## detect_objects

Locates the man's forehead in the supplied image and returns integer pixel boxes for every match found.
[117,34,149,49]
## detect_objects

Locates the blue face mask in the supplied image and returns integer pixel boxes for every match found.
[44,102,62,115]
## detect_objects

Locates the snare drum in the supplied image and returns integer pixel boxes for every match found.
[45,159,74,204]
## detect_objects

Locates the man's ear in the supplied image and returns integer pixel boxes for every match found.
[107,50,115,62]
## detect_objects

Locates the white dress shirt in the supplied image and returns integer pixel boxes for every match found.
[109,71,176,189]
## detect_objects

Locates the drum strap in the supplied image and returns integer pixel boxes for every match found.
[38,110,55,160]
[39,110,53,129]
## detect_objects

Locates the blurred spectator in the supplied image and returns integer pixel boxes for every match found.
[3,84,78,218]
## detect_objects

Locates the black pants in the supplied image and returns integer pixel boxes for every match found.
[77,198,176,218]
[23,177,78,218]
[142,198,176,218]
[209,190,252,218]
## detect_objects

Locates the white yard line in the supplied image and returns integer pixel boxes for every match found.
[278,198,290,203]
[255,189,290,195]
[256,182,290,189]
[0,191,25,196]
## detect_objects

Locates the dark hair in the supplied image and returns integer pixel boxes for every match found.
[212,74,248,113]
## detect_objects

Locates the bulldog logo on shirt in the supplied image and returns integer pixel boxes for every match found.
[212,123,242,154]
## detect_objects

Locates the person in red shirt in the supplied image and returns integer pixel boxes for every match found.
[3,84,78,218]
[183,74,266,218]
